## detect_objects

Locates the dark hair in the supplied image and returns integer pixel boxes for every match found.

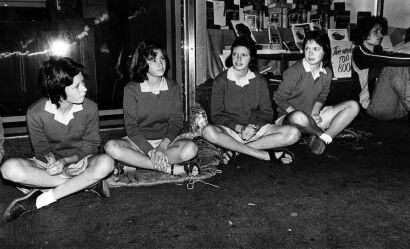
[354,15,388,45]
[40,56,85,108]
[225,35,257,72]
[235,23,251,37]
[130,40,166,83]
[303,30,331,68]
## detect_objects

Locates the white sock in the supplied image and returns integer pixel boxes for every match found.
[319,133,333,144]
[35,190,56,209]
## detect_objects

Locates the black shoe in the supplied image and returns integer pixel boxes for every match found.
[3,189,42,222]
[307,135,326,155]
[86,180,110,198]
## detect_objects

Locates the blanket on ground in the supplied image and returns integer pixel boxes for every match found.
[106,136,223,188]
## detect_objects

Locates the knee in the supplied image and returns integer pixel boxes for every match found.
[202,125,219,142]
[286,110,309,125]
[1,158,27,182]
[89,154,114,180]
[283,126,301,144]
[104,140,123,160]
[178,141,198,162]
[346,100,360,116]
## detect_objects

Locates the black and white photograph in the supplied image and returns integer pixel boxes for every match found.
[1,1,410,248]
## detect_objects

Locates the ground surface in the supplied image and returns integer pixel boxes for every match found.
[1,113,410,249]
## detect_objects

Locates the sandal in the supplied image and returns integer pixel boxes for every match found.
[170,162,200,176]
[307,135,326,155]
[221,150,238,165]
[267,148,295,165]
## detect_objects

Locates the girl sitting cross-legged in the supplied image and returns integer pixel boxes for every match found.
[202,35,300,165]
[104,40,199,176]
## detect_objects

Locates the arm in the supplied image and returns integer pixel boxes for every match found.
[164,83,184,142]
[311,102,324,115]
[123,84,153,154]
[27,108,51,161]
[273,66,301,113]
[314,69,332,110]
[354,45,410,69]
[73,102,100,159]
[249,76,273,126]
[211,75,237,130]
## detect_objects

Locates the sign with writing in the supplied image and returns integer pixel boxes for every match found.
[330,41,353,78]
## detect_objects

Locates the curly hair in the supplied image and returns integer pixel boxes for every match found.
[130,40,166,83]
[40,56,85,108]
[225,35,258,72]
[354,15,388,45]
[303,30,332,68]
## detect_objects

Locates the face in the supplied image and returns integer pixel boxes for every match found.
[64,72,87,104]
[364,24,383,47]
[232,46,251,71]
[304,40,324,66]
[147,49,166,78]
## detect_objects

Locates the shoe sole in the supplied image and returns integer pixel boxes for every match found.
[3,189,40,222]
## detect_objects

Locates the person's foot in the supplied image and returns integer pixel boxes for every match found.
[86,180,111,198]
[3,189,42,222]
[222,150,238,165]
[266,148,295,165]
[169,162,200,176]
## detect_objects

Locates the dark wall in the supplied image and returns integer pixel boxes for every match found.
[92,0,168,110]
[0,18,96,116]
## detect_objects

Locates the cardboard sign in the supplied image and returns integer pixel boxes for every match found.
[330,41,353,78]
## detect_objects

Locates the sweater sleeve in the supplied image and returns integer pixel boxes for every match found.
[211,74,237,130]
[123,83,153,154]
[164,83,183,141]
[273,66,301,113]
[74,103,100,159]
[249,76,273,126]
[27,108,51,161]
[354,45,410,69]
[316,69,332,104]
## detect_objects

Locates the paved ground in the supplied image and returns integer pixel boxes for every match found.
[1,113,410,249]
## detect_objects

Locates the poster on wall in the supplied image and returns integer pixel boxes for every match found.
[328,29,349,42]
[330,41,353,78]
[291,26,305,51]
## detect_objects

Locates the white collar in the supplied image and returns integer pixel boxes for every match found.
[44,99,83,125]
[227,67,256,87]
[140,77,168,95]
[302,58,327,80]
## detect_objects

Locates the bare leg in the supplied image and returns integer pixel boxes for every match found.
[104,139,156,170]
[1,155,114,200]
[202,124,299,161]
[104,138,197,175]
[283,110,324,137]
[166,139,198,164]
[324,100,360,138]
[245,124,300,150]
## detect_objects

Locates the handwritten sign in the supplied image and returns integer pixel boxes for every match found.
[330,41,353,78]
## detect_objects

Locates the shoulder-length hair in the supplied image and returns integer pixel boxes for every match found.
[40,56,85,108]
[130,40,166,83]
[303,30,332,68]
[354,15,388,45]
[225,35,258,72]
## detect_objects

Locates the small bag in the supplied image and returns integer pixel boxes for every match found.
[190,103,208,137]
